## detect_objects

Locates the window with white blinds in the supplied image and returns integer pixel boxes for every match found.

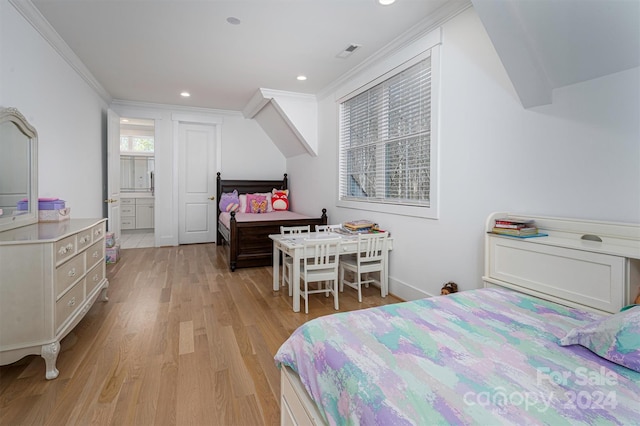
[339,54,434,210]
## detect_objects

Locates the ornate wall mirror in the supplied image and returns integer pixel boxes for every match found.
[0,107,38,232]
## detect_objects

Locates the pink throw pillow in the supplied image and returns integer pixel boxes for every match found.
[246,194,268,213]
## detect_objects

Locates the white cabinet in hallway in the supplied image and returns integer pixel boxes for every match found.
[135,198,154,229]
[121,197,154,230]
[121,198,135,229]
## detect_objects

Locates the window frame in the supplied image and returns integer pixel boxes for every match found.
[337,46,441,219]
[120,134,155,155]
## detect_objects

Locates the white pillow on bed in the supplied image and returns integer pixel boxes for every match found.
[560,306,640,373]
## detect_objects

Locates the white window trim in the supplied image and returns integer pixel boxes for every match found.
[336,45,441,220]
[120,134,155,155]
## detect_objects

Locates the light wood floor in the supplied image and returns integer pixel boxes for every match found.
[0,244,402,426]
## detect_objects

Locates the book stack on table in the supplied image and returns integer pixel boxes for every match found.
[491,218,543,237]
[341,220,380,234]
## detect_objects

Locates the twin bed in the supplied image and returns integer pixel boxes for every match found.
[216,173,327,271]
[275,213,640,425]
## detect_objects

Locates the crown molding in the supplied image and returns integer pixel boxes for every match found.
[317,0,472,100]
[111,99,243,118]
[9,0,112,104]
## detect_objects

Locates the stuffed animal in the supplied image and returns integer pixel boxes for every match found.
[271,189,289,211]
[219,190,240,212]
[441,281,458,295]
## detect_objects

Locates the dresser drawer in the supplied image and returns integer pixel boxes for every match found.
[86,262,105,296]
[55,279,85,331]
[55,255,85,298]
[55,234,77,264]
[91,222,105,242]
[86,240,104,270]
[121,198,135,205]
[77,228,93,252]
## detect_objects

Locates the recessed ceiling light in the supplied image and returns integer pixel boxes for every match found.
[226,17,241,25]
[379,0,396,5]
[180,91,191,97]
[297,75,307,81]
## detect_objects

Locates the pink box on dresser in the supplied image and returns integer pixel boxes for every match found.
[38,207,71,222]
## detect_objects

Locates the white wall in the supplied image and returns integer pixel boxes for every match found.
[288,7,640,300]
[220,114,286,180]
[1,2,108,218]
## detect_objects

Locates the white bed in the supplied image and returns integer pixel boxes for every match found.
[276,213,640,425]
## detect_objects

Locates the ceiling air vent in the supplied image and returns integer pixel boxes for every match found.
[336,44,361,59]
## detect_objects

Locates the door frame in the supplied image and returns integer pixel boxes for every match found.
[106,109,122,247]
[108,107,161,247]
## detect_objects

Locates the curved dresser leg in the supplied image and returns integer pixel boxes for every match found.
[100,287,109,302]
[41,341,60,380]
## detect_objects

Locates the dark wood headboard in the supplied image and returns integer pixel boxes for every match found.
[216,172,288,218]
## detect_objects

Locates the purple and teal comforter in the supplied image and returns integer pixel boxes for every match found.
[274,288,640,425]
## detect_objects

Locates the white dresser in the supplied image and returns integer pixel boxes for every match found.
[0,218,109,379]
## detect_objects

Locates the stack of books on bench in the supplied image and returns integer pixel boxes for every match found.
[491,218,542,237]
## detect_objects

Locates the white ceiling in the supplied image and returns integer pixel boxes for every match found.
[30,0,465,111]
[24,0,640,112]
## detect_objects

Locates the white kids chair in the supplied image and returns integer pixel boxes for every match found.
[299,237,342,314]
[339,232,389,302]
[280,225,311,296]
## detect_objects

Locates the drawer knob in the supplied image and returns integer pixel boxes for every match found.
[94,229,102,236]
[80,235,90,243]
[92,251,99,258]
[68,268,76,277]
[58,243,74,255]
[68,297,76,307]
[92,274,99,282]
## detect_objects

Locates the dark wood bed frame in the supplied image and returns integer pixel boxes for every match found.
[216,172,327,271]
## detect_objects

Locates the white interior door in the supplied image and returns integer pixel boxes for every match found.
[178,123,217,244]
[107,109,121,247]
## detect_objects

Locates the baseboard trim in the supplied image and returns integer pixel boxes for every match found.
[388,276,434,301]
